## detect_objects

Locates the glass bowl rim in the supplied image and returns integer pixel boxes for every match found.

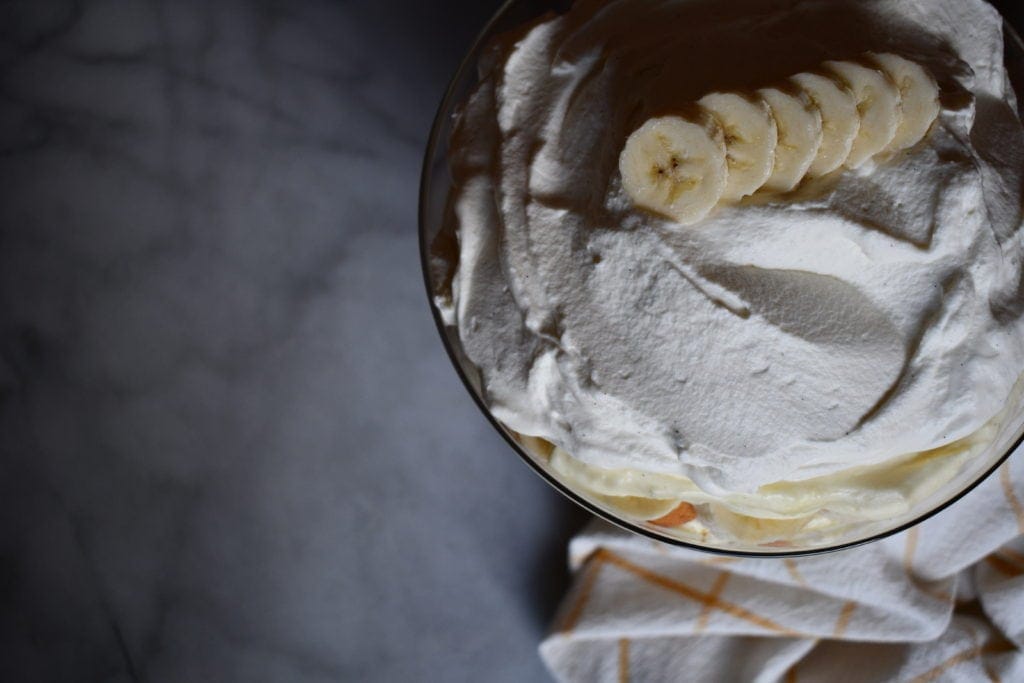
[417,0,1024,558]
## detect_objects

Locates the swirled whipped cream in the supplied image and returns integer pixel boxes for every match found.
[435,0,1024,518]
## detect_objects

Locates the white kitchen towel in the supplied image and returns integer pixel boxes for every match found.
[540,454,1024,682]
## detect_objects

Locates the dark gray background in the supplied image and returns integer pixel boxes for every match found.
[0,1,1021,681]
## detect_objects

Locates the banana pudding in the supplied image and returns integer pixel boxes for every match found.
[431,0,1024,546]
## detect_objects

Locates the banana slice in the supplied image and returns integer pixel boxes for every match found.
[868,53,941,150]
[790,72,860,176]
[592,493,687,522]
[511,432,555,461]
[619,113,728,225]
[708,504,813,544]
[547,446,695,498]
[698,92,778,201]
[824,60,902,167]
[758,87,823,193]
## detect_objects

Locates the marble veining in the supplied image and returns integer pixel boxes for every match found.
[0,1,589,680]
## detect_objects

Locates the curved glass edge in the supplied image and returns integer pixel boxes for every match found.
[417,2,1024,558]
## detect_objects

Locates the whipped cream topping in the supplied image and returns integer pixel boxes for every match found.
[437,0,1024,499]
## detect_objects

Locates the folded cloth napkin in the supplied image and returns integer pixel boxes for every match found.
[540,453,1024,682]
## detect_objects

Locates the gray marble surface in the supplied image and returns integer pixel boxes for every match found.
[2,1,1024,682]
[0,1,589,680]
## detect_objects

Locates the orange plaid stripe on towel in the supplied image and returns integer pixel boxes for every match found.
[541,458,1024,682]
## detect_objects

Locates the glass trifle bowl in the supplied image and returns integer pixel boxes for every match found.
[419,0,1024,556]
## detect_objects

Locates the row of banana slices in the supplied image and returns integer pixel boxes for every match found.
[619,53,942,225]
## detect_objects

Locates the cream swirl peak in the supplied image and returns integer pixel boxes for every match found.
[436,0,1024,500]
